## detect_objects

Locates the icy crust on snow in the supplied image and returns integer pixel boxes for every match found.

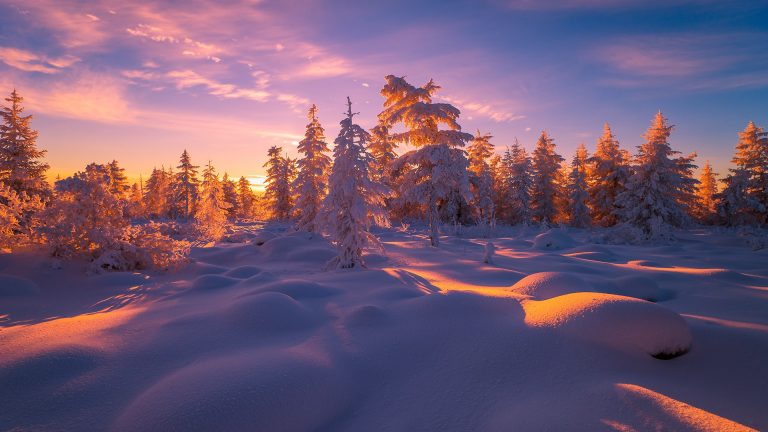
[524,292,692,357]
[0,226,765,431]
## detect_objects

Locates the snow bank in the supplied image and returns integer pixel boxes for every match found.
[524,292,692,358]
[507,271,591,299]
[531,229,576,250]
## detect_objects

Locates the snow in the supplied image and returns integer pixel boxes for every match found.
[1,225,766,431]
[531,228,576,250]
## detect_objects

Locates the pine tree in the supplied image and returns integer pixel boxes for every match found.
[0,90,50,198]
[694,161,718,223]
[615,112,698,239]
[172,149,200,221]
[293,104,331,232]
[144,167,171,219]
[587,123,629,226]
[196,161,230,241]
[264,146,294,220]
[567,144,591,227]
[531,131,564,225]
[368,121,398,182]
[716,168,761,225]
[719,121,768,225]
[126,182,145,219]
[237,176,255,219]
[467,130,495,226]
[380,75,473,246]
[221,173,239,219]
[107,160,129,199]
[506,139,533,225]
[321,97,389,268]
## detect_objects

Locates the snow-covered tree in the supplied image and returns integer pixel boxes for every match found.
[368,121,398,183]
[144,167,172,219]
[0,89,50,199]
[0,184,44,250]
[531,131,564,225]
[222,173,239,220]
[694,161,718,222]
[263,146,294,221]
[718,121,768,225]
[107,160,129,199]
[614,112,699,239]
[172,149,199,221]
[716,168,762,226]
[126,182,145,219]
[587,123,629,226]
[380,75,473,246]
[567,144,591,228]
[237,176,255,219]
[196,161,230,241]
[293,104,331,232]
[44,163,127,258]
[320,97,389,268]
[467,130,495,226]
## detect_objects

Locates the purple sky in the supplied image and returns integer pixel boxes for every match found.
[1,0,767,185]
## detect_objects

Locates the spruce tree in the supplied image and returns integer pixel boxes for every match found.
[144,167,171,219]
[221,173,239,219]
[615,112,698,239]
[467,130,495,226]
[321,97,389,268]
[719,121,768,225]
[587,123,629,226]
[264,146,294,221]
[567,144,591,227]
[196,161,230,241]
[381,75,473,246]
[0,90,49,198]
[368,121,398,183]
[507,139,533,225]
[293,104,331,232]
[237,176,255,219]
[531,131,564,225]
[172,149,200,221]
[694,161,718,223]
[107,160,129,199]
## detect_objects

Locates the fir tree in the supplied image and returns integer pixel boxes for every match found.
[531,131,564,225]
[126,182,145,219]
[381,75,473,246]
[368,121,398,182]
[694,161,718,222]
[172,149,200,221]
[237,176,255,219]
[196,161,230,241]
[615,112,699,239]
[0,90,50,199]
[107,160,129,199]
[716,168,761,226]
[221,173,240,219]
[321,97,389,268]
[293,104,331,232]
[719,121,768,225]
[264,146,294,220]
[144,167,171,219]
[506,139,533,225]
[467,130,495,226]
[587,123,629,226]
[567,144,591,227]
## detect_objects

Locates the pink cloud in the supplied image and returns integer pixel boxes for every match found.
[0,47,80,74]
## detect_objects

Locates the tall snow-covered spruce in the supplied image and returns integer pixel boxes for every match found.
[467,130,495,227]
[196,161,230,241]
[615,112,698,239]
[0,89,50,199]
[695,161,718,222]
[531,130,564,225]
[381,75,472,247]
[293,104,331,232]
[567,144,591,228]
[172,149,200,221]
[320,97,389,269]
[263,146,294,221]
[588,123,629,226]
[717,121,768,225]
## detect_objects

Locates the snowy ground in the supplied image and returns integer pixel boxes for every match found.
[1,225,767,431]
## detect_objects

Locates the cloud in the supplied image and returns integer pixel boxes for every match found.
[439,95,525,123]
[501,0,720,10]
[164,70,270,101]
[0,47,80,74]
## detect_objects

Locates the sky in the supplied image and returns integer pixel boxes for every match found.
[1,0,767,185]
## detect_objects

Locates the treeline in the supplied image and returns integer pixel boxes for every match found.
[1,75,767,269]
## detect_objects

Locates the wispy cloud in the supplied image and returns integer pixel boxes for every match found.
[0,47,79,74]
[501,0,720,10]
[439,95,525,123]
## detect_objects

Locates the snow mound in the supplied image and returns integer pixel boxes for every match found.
[532,229,576,250]
[0,274,40,297]
[87,272,148,288]
[0,346,102,393]
[224,265,262,279]
[607,275,675,302]
[190,274,240,291]
[524,292,692,358]
[253,279,341,299]
[113,351,352,432]
[226,292,317,332]
[260,234,336,263]
[508,272,591,300]
[343,304,388,327]
[252,230,278,245]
